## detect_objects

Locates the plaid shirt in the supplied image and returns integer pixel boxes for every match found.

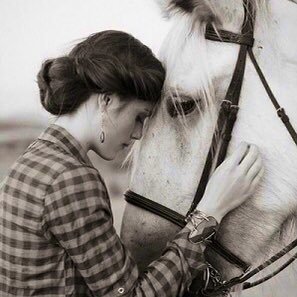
[0,124,207,297]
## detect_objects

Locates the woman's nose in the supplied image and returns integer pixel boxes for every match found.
[131,123,143,140]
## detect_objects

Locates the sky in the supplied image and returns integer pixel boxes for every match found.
[0,0,171,125]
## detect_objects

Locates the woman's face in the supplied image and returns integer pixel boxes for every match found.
[91,94,154,160]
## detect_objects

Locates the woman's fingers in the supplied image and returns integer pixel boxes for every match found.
[238,144,259,173]
[230,142,250,166]
[246,157,263,181]
[249,167,264,192]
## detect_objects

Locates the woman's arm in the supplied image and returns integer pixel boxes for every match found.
[43,165,207,297]
[43,143,263,297]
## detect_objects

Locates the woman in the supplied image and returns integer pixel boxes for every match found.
[0,30,263,296]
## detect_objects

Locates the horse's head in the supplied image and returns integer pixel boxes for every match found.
[129,0,261,211]
[123,0,297,294]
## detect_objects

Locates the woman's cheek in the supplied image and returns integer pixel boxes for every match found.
[125,121,135,137]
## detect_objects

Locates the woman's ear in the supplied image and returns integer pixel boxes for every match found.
[97,93,112,112]
[103,94,112,106]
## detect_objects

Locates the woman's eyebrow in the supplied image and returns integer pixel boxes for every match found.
[143,109,152,116]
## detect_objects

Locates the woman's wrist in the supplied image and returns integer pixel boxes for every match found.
[185,209,219,244]
[195,201,224,223]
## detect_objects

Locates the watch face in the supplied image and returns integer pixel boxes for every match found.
[189,217,218,244]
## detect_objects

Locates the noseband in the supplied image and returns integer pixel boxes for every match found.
[125,0,297,296]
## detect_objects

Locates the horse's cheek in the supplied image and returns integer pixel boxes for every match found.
[120,203,180,272]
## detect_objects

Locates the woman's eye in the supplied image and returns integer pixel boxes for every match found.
[136,116,144,124]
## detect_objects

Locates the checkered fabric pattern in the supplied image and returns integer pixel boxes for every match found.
[0,124,207,296]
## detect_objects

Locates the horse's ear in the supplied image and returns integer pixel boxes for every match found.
[155,0,220,23]
[154,0,172,19]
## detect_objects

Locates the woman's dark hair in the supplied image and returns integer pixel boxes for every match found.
[37,30,166,115]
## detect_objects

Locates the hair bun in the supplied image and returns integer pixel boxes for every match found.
[38,30,165,116]
[39,59,54,87]
[37,56,89,115]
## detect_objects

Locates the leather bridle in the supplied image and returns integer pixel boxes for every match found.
[125,0,297,296]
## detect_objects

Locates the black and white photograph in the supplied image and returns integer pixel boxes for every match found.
[1,0,297,296]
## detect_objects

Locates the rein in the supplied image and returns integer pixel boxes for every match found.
[200,238,297,296]
[125,0,297,295]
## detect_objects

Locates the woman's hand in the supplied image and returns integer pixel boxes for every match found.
[197,142,264,223]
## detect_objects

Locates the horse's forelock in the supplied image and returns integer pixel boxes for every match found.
[166,0,220,24]
[158,0,268,26]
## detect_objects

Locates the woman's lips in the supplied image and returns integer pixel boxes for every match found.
[122,142,133,148]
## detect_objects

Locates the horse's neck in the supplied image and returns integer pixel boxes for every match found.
[215,0,297,279]
[251,0,296,69]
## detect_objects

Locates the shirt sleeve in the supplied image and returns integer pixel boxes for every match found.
[43,165,208,297]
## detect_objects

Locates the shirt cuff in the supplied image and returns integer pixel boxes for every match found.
[167,227,208,279]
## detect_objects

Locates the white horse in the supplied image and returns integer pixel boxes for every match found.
[121,0,297,296]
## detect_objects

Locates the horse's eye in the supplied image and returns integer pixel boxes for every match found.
[166,95,197,118]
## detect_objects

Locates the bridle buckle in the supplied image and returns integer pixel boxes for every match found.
[221,100,239,116]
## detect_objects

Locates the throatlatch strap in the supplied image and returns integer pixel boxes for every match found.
[248,48,297,146]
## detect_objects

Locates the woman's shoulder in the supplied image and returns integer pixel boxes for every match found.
[24,138,83,168]
[44,156,108,197]
[50,162,106,190]
[11,138,106,193]
[44,163,111,215]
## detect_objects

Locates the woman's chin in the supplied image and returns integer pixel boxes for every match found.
[90,146,117,161]
[99,151,117,161]
[102,154,116,161]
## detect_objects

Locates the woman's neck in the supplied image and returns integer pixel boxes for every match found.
[54,114,92,153]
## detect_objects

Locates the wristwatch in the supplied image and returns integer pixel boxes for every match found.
[185,209,219,244]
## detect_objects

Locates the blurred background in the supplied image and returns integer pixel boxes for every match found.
[0,0,171,233]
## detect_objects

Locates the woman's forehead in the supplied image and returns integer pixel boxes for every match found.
[130,99,154,112]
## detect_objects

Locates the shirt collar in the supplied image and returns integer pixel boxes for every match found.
[38,124,93,167]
